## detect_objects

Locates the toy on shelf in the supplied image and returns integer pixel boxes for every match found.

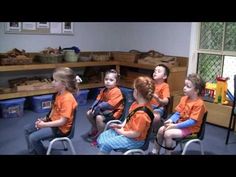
[214,76,229,105]
[204,82,217,98]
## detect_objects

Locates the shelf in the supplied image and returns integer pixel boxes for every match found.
[119,62,187,72]
[0,61,119,72]
[119,79,133,88]
[0,83,104,100]
[0,58,188,100]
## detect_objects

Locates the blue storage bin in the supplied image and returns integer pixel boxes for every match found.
[76,89,89,106]
[31,94,53,113]
[0,98,26,118]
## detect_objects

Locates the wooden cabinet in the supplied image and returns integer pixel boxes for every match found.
[0,61,119,100]
[118,56,188,93]
[172,93,232,128]
[0,56,188,101]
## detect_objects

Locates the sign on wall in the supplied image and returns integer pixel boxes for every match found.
[5,22,74,35]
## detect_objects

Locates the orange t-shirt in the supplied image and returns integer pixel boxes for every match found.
[96,87,124,119]
[150,82,170,107]
[50,91,78,134]
[175,96,207,133]
[123,101,153,141]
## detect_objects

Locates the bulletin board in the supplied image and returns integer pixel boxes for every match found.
[5,22,74,35]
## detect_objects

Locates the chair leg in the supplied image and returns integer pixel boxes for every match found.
[181,139,203,155]
[46,137,76,155]
[180,142,183,152]
[62,141,68,151]
[226,115,234,144]
[123,149,145,155]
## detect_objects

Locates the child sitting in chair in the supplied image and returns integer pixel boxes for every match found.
[150,73,207,155]
[24,67,81,155]
[84,69,124,146]
[97,76,155,154]
[151,64,170,134]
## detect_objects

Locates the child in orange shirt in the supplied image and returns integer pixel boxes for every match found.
[97,76,155,154]
[151,64,170,134]
[150,73,206,155]
[24,67,81,155]
[85,69,124,145]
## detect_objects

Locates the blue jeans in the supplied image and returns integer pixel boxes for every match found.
[24,123,60,155]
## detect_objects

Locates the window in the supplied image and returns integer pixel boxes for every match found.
[197,22,236,95]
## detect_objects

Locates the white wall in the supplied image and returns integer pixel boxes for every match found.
[118,22,192,56]
[0,22,192,57]
[0,22,122,52]
[0,22,193,87]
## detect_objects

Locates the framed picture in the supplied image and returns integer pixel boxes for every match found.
[22,22,36,30]
[6,22,21,31]
[63,22,73,33]
[37,22,49,28]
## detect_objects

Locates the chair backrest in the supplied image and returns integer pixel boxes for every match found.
[161,98,171,121]
[232,75,236,114]
[197,111,208,140]
[119,92,128,122]
[65,108,77,139]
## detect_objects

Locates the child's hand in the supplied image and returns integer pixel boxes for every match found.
[164,119,172,127]
[165,123,176,130]
[153,93,161,102]
[35,119,42,129]
[36,121,47,129]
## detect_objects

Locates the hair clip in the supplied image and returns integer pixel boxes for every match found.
[76,75,82,83]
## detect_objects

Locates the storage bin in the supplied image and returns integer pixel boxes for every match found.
[0,98,26,118]
[31,94,53,113]
[76,89,89,106]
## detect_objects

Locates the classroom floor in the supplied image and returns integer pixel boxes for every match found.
[1,99,236,155]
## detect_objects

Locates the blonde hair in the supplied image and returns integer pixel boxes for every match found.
[134,76,155,101]
[53,67,80,93]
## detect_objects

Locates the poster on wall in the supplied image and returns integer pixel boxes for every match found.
[7,22,21,31]
[5,22,73,35]
[63,22,73,33]
[37,22,49,28]
[50,22,62,34]
[22,22,36,30]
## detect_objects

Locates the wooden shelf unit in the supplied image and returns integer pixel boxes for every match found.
[0,61,118,100]
[0,57,188,100]
[0,61,119,72]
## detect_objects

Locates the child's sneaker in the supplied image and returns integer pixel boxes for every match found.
[90,140,98,147]
[147,149,159,155]
[88,130,98,137]
[81,130,98,142]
